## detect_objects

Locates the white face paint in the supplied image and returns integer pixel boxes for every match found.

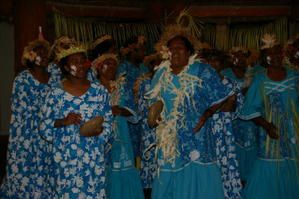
[70,65,78,76]
[35,56,42,66]
[168,51,172,60]
[294,51,299,59]
[266,56,271,65]
[101,64,108,73]
[233,58,239,66]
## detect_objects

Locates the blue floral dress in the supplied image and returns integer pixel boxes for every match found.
[135,74,157,189]
[117,60,149,157]
[48,62,62,82]
[221,67,259,181]
[147,56,233,199]
[104,76,144,199]
[206,77,243,199]
[0,70,56,198]
[240,68,299,199]
[39,81,113,199]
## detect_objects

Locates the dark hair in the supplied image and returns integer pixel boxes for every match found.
[293,38,299,47]
[89,39,114,61]
[58,56,69,77]
[25,45,48,68]
[260,44,282,67]
[208,49,227,62]
[167,36,195,55]
[25,60,35,69]
[123,36,139,48]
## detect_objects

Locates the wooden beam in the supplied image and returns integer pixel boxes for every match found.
[189,6,291,17]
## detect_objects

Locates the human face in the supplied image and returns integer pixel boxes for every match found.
[266,46,283,69]
[232,52,247,70]
[290,41,299,66]
[208,58,221,73]
[65,53,87,79]
[96,58,118,81]
[34,46,49,67]
[168,37,190,69]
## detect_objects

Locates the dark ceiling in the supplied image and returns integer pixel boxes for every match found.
[47,0,294,7]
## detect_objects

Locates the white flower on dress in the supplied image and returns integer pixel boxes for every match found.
[89,161,95,168]
[75,176,84,187]
[23,139,30,149]
[37,176,43,186]
[95,166,102,175]
[72,187,80,193]
[71,144,77,150]
[21,176,29,187]
[54,152,62,163]
[73,99,81,105]
[83,153,90,163]
[63,193,70,199]
[189,150,200,161]
[12,164,19,173]
[77,148,84,157]
[60,161,67,168]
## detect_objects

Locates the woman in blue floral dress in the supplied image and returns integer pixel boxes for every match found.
[204,49,243,199]
[240,34,299,199]
[147,25,234,199]
[92,53,144,199]
[39,43,113,198]
[0,38,54,198]
[221,47,259,182]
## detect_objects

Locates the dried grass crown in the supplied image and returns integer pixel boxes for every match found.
[92,53,118,68]
[49,36,76,61]
[21,39,50,66]
[155,24,201,59]
[90,35,113,50]
[56,42,87,62]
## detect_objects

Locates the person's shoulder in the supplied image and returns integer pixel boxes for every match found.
[251,69,266,85]
[13,69,34,88]
[14,69,30,81]
[48,82,64,96]
[221,67,233,76]
[187,59,207,74]
[90,81,109,95]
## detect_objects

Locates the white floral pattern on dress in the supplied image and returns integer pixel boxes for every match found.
[39,81,112,198]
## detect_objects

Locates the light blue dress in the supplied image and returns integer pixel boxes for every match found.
[147,58,233,199]
[136,74,157,189]
[104,76,144,199]
[117,60,149,157]
[221,67,259,181]
[39,81,113,199]
[0,70,55,198]
[240,68,299,199]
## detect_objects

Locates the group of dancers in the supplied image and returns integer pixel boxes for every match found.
[0,23,298,199]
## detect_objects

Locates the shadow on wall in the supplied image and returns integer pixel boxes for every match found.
[0,21,15,184]
[0,21,14,137]
[0,135,8,184]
